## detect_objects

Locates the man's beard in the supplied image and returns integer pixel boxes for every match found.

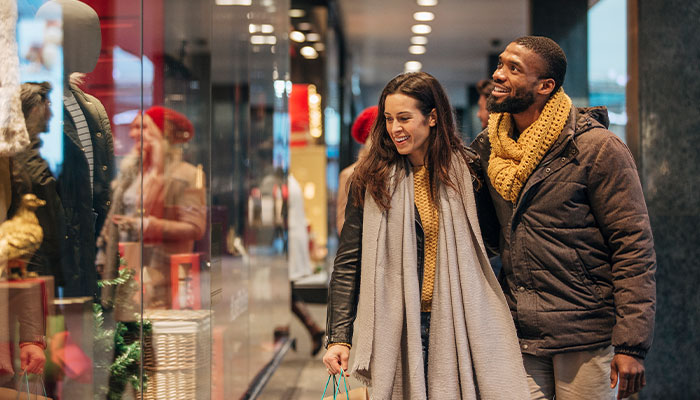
[486,87,535,114]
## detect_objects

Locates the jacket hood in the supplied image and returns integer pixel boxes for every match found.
[576,106,610,133]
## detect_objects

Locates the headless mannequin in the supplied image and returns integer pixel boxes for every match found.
[37,0,114,298]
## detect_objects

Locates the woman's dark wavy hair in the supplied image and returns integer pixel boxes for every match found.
[351,72,475,211]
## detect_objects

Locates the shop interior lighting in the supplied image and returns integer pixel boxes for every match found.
[404,61,422,72]
[409,45,426,55]
[306,32,321,42]
[216,0,252,5]
[289,31,306,42]
[250,35,277,45]
[249,24,274,34]
[417,0,438,6]
[411,24,432,35]
[297,22,313,31]
[300,46,319,59]
[413,11,434,21]
[308,85,323,138]
[313,42,325,52]
[289,9,306,18]
[411,36,428,45]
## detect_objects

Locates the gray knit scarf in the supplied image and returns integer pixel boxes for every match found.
[351,157,529,399]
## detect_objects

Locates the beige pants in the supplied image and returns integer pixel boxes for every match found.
[523,345,617,400]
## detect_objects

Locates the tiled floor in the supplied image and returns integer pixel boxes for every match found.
[258,303,364,399]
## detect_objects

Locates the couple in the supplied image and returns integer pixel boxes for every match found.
[323,36,656,400]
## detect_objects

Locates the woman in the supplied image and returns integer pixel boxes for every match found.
[98,106,206,310]
[322,72,528,399]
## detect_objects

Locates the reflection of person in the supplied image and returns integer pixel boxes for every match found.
[9,82,64,286]
[476,78,495,130]
[470,36,656,400]
[323,72,528,398]
[287,174,324,355]
[0,284,47,379]
[336,106,377,234]
[99,107,206,309]
[37,0,115,298]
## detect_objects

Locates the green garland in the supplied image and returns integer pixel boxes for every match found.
[94,262,152,400]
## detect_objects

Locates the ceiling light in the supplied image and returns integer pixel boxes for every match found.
[289,9,305,18]
[413,11,434,21]
[404,61,422,72]
[313,42,325,51]
[306,32,321,42]
[417,0,438,5]
[289,31,305,42]
[216,0,252,5]
[300,46,318,59]
[409,45,426,55]
[411,24,431,34]
[297,22,313,31]
[250,35,276,45]
[261,24,274,33]
[411,36,428,45]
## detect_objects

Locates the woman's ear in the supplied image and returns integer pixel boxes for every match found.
[429,108,437,127]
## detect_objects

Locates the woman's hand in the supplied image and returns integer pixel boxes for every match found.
[322,344,350,376]
[20,344,46,375]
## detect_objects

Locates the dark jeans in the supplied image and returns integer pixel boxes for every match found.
[421,311,431,387]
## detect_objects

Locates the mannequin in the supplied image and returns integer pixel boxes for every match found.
[37,0,114,298]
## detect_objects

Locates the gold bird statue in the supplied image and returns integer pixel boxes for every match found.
[0,193,45,280]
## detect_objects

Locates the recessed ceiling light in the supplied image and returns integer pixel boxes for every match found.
[413,11,434,21]
[289,31,305,42]
[300,46,319,59]
[306,33,321,42]
[289,9,305,18]
[313,42,325,51]
[411,36,428,45]
[297,22,313,31]
[411,24,431,34]
[250,35,276,45]
[417,0,438,5]
[409,45,426,55]
[216,0,252,5]
[405,61,422,72]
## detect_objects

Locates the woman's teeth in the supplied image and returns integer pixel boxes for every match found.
[395,136,408,143]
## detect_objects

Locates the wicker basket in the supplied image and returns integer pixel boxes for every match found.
[143,309,211,400]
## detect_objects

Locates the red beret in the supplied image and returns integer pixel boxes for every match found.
[351,106,378,145]
[144,106,194,143]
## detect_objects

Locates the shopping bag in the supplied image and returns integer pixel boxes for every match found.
[321,368,369,400]
[0,373,52,400]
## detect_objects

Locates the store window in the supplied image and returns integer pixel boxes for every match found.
[588,0,627,141]
[5,0,290,398]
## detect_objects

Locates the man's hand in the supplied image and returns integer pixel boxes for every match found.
[20,344,46,375]
[323,344,350,376]
[610,353,645,399]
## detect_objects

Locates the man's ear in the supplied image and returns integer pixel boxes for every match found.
[538,78,556,96]
[429,108,437,127]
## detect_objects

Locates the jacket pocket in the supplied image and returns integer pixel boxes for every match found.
[569,248,604,304]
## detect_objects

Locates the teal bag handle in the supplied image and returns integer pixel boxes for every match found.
[321,368,351,400]
[16,370,48,400]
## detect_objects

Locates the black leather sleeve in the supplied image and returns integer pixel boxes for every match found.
[325,183,363,347]
[469,133,501,256]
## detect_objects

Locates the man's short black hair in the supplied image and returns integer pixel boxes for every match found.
[514,36,567,94]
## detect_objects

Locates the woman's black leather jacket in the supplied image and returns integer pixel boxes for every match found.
[325,183,425,347]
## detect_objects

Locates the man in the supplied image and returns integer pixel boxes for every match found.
[476,78,495,130]
[470,36,656,400]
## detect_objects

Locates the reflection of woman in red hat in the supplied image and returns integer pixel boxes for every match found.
[336,106,378,233]
[98,106,206,310]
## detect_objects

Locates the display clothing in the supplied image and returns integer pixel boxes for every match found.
[471,106,656,359]
[58,83,114,297]
[327,156,528,399]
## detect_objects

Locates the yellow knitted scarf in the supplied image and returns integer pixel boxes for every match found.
[487,88,572,203]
